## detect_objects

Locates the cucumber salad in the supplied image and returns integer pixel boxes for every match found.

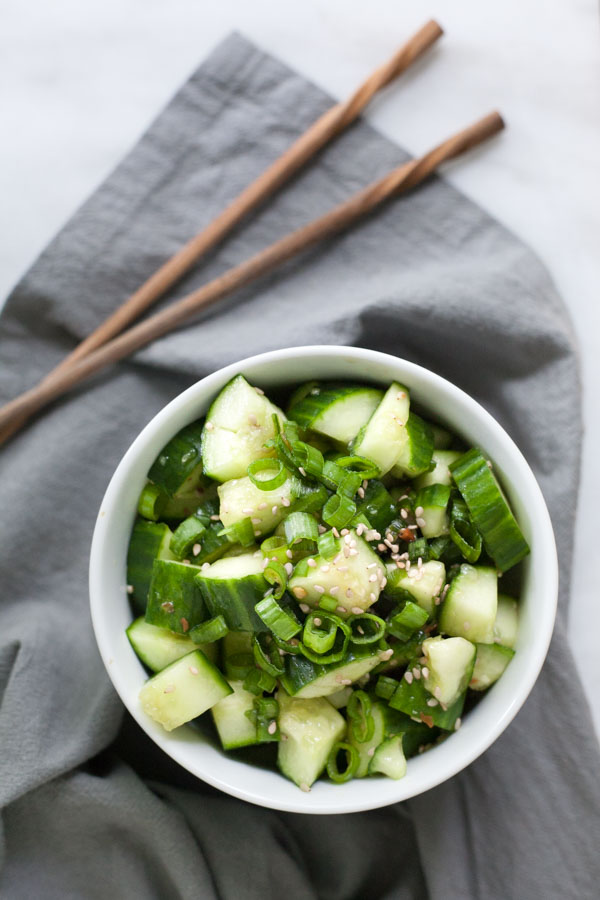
[126,375,529,791]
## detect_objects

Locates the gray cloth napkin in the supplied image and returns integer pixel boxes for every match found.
[0,32,598,900]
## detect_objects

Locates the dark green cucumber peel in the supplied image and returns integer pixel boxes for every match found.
[148,421,206,497]
[194,572,271,633]
[127,519,174,615]
[449,449,529,572]
[389,659,466,731]
[355,480,397,534]
[145,559,206,634]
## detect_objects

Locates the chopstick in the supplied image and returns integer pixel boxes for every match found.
[0,110,504,440]
[0,20,442,446]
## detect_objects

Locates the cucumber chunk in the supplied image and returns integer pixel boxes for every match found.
[414,450,463,489]
[211,680,259,749]
[449,448,529,572]
[194,552,270,632]
[218,474,298,538]
[422,635,476,706]
[389,660,466,731]
[288,530,384,615]
[439,564,497,643]
[470,643,515,690]
[348,701,409,777]
[288,382,383,443]
[352,382,410,476]
[390,413,435,478]
[368,735,407,780]
[413,483,451,539]
[139,649,232,731]
[127,617,199,672]
[201,375,286,482]
[280,644,383,698]
[145,559,206,634]
[354,479,397,534]
[494,594,519,648]
[384,560,446,616]
[148,421,206,498]
[277,690,346,788]
[127,519,175,615]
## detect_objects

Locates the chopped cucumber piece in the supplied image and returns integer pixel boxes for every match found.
[470,643,515,690]
[194,552,270,632]
[414,483,451,539]
[148,421,206,498]
[127,617,198,672]
[288,530,384,615]
[221,631,255,680]
[450,448,529,572]
[139,649,232,731]
[414,449,463,488]
[352,382,410,476]
[326,686,353,708]
[439,564,497,643]
[385,560,446,616]
[494,594,519,648]
[218,474,298,538]
[126,519,175,615]
[368,735,407,780]
[145,559,206,634]
[201,375,286,482]
[348,701,409,777]
[390,413,435,478]
[280,644,383,698]
[422,636,476,706]
[288,382,384,443]
[211,680,259,749]
[389,660,466,731]
[354,479,397,534]
[430,423,454,450]
[277,690,345,788]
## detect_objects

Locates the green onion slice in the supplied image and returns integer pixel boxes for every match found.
[347,689,375,743]
[226,652,255,681]
[245,697,280,741]
[219,517,255,547]
[299,612,350,664]
[347,612,386,644]
[335,455,380,479]
[326,741,359,783]
[253,633,285,677]
[375,675,399,701]
[291,440,324,478]
[189,615,229,644]
[243,667,277,695]
[255,595,301,640]
[322,492,357,529]
[317,530,338,559]
[260,535,289,565]
[247,458,288,491]
[386,602,429,642]
[137,483,166,521]
[284,512,319,548]
[262,559,288,600]
[303,612,337,655]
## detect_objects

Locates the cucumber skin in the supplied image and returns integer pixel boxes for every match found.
[280,645,381,698]
[148,421,206,497]
[355,480,397,534]
[145,559,206,634]
[127,519,174,615]
[389,660,467,731]
[195,572,270,633]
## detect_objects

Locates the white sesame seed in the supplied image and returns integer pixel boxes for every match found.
[332,528,340,539]
[422,667,430,679]
[254,530,261,537]
[189,666,199,675]
[192,543,202,556]
[313,617,322,626]
[286,549,293,560]
[379,649,393,661]
[343,546,350,558]
[299,782,311,792]
[293,587,307,599]
[400,509,408,519]
[412,667,421,679]
[205,422,214,431]
[314,585,325,594]
[416,517,426,529]
[267,721,277,735]
[254,386,265,395]
[340,678,352,686]
[455,718,462,730]
[434,686,441,699]
[356,523,366,535]
[320,565,330,573]
[351,606,363,615]
[248,414,258,426]
[404,671,413,684]
[337,606,347,614]
[345,588,353,598]
[357,625,365,634]
[258,502,268,510]
[202,562,210,570]
[365,530,381,541]
[271,505,279,516]
[299,603,310,613]
[210,514,220,521]
[415,506,424,517]
[307,558,317,568]
[369,592,376,603]
[378,543,386,552]
[341,528,349,536]
[298,466,307,477]
[349,548,358,557]
[251,517,261,525]
[126,584,134,594]
[329,586,340,595]
[281,498,291,507]
[284,562,293,576]
[417,557,423,568]
[318,524,326,534]
[357,487,365,498]
[367,562,377,570]
[368,574,377,583]
[163,685,176,694]
[242,507,253,515]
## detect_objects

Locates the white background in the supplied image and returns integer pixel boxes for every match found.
[2,1,599,732]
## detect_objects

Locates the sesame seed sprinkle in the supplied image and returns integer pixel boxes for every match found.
[405,671,414,684]
[251,517,261,525]
[416,517,427,529]
[299,782,311,792]
[258,502,268,510]
[313,617,322,626]
[329,586,340,595]
[298,466,307,477]
[314,585,325,594]
[281,498,291,507]
[126,584,134,594]
[286,549,293,560]
[351,606,363,615]
[307,558,317,567]
[434,686,442,698]
[320,564,330,573]
[163,685,175,694]
[400,508,408,520]
[368,574,377,583]
[455,718,462,730]
[357,487,365,499]
[293,586,307,599]
[192,543,202,556]
[340,678,352,686]
[272,505,278,515]
[345,588,353,598]
[202,562,210,570]
[299,603,310,613]
[415,506,424,517]
[284,562,293,575]
[210,514,220,521]
[242,507,253,514]
[369,592,376,602]
[268,721,277,735]
[205,422,214,431]
[189,666,199,675]
[422,667,430,679]
[378,543,386,552]
[248,414,258,426]
[336,606,347,614]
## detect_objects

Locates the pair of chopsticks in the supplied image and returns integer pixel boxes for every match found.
[0,20,504,445]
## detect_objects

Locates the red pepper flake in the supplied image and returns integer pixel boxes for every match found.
[419,712,435,729]
[180,617,190,633]
[399,528,416,543]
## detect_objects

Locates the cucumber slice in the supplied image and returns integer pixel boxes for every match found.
[126,519,175,615]
[221,631,255,680]
[414,450,463,489]
[201,375,286,482]
[413,483,451,539]
[127,617,198,672]
[368,735,407,780]
[355,479,397,534]
[351,382,410,476]
[390,413,434,478]
[348,701,409,777]
[139,649,232,731]
[148,421,206,498]
[494,594,519,648]
[194,552,270,632]
[287,382,383,443]
[438,564,497,643]
[170,515,206,560]
[145,559,206,634]
[218,474,298,538]
[211,680,259,749]
[288,530,385,615]
[422,635,476,706]
[470,643,515,690]
[276,690,346,789]
[384,560,446,616]
[162,481,218,521]
[326,686,353,708]
[389,660,466,731]
[449,448,529,572]
[280,644,382,698]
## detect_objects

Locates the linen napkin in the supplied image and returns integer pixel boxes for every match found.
[0,33,598,899]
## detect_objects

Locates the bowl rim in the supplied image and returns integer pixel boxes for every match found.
[89,345,558,814]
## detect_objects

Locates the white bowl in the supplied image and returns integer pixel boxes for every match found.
[89,346,557,814]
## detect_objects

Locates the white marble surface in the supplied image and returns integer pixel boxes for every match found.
[2,1,599,732]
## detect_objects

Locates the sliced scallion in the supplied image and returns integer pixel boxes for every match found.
[347,690,375,742]
[253,633,286,676]
[322,493,357,529]
[326,741,359,783]
[247,458,288,491]
[255,595,301,640]
[189,615,229,644]
[347,612,386,644]
[243,667,277,695]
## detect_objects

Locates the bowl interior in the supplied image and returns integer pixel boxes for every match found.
[90,346,557,814]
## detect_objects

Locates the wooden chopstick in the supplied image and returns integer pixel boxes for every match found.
[0,110,504,440]
[0,20,442,446]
